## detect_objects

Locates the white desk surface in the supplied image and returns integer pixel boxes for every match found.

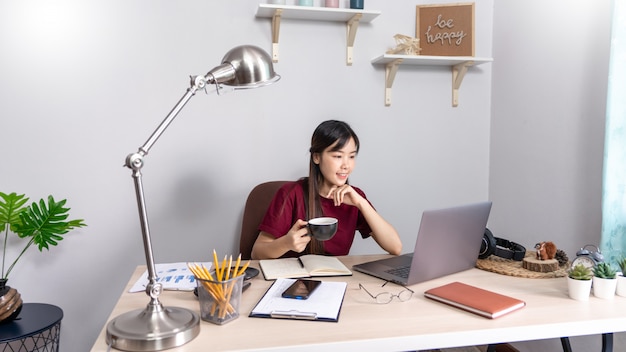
[91,255,626,351]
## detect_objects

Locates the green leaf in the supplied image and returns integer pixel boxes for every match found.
[0,192,29,232]
[12,195,86,251]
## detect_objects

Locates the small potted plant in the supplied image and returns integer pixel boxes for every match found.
[617,257,626,297]
[0,192,86,323]
[567,264,592,301]
[592,262,617,299]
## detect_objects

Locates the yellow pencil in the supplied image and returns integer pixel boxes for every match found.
[219,255,227,281]
[186,263,200,278]
[233,254,242,278]
[212,250,219,278]
[206,264,216,281]
[225,255,233,281]
[221,281,235,319]
[236,260,250,278]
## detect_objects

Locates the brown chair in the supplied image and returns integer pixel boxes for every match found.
[239,181,288,260]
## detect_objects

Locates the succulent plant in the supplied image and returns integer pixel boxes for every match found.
[593,262,616,279]
[617,257,626,274]
[568,264,592,280]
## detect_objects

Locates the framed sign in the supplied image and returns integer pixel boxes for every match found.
[416,3,474,56]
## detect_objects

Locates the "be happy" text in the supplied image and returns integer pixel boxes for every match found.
[425,14,467,46]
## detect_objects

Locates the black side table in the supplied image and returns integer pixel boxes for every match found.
[0,303,63,352]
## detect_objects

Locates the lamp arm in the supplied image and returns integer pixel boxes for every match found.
[123,73,213,302]
[138,74,212,156]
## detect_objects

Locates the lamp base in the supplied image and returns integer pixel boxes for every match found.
[106,303,200,351]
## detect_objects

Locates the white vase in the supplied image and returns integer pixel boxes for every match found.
[616,274,626,297]
[567,277,592,301]
[592,276,617,299]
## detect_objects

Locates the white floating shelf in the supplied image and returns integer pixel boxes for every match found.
[371,54,493,107]
[256,4,381,65]
[256,4,380,22]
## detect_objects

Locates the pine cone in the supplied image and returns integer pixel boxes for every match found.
[555,249,569,266]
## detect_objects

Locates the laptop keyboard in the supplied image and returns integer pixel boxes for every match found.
[385,265,410,278]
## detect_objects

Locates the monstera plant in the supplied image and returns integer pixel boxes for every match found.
[0,192,86,280]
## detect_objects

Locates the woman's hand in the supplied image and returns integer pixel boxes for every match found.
[251,219,311,259]
[326,185,403,256]
[326,184,365,207]
[284,219,311,253]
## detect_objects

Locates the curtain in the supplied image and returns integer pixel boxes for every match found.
[601,0,626,265]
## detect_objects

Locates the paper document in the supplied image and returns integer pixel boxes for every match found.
[249,278,347,322]
[129,262,212,293]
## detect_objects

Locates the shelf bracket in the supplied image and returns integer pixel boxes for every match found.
[451,60,474,107]
[346,13,362,66]
[271,9,283,63]
[384,58,403,106]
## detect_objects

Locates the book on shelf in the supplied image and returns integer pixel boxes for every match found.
[424,281,526,319]
[259,254,352,280]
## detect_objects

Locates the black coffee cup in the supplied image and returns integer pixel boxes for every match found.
[307,217,338,241]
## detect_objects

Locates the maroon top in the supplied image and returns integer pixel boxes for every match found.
[258,179,372,257]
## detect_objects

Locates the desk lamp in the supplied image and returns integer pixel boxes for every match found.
[106,45,280,351]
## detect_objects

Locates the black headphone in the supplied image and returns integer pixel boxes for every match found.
[479,228,526,261]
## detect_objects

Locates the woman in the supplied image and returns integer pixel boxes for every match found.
[251,120,402,259]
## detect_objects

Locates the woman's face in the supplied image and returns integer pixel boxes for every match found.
[314,137,357,192]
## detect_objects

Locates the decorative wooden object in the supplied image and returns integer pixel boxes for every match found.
[415,3,474,57]
[386,34,420,55]
[522,256,559,273]
[535,241,557,260]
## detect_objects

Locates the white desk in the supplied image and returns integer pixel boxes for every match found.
[91,255,626,351]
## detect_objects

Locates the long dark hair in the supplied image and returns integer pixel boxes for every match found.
[303,120,360,254]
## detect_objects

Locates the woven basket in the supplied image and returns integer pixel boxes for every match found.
[476,252,568,279]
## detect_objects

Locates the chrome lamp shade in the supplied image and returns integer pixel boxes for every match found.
[209,45,280,88]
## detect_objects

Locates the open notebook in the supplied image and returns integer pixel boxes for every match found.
[259,255,352,280]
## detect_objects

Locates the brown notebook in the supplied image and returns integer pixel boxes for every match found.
[424,281,526,319]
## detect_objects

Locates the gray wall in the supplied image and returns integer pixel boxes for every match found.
[490,0,610,260]
[0,0,612,351]
[490,1,613,351]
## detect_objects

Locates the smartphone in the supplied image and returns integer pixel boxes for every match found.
[281,279,321,300]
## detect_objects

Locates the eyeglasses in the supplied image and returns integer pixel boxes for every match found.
[358,283,414,304]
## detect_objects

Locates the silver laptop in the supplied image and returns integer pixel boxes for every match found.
[353,201,492,286]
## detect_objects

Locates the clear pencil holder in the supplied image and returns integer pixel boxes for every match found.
[196,275,244,325]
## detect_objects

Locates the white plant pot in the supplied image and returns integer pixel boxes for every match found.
[592,276,617,299]
[616,274,626,297]
[567,277,592,301]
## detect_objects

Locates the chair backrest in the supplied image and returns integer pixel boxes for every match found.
[239,181,288,259]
